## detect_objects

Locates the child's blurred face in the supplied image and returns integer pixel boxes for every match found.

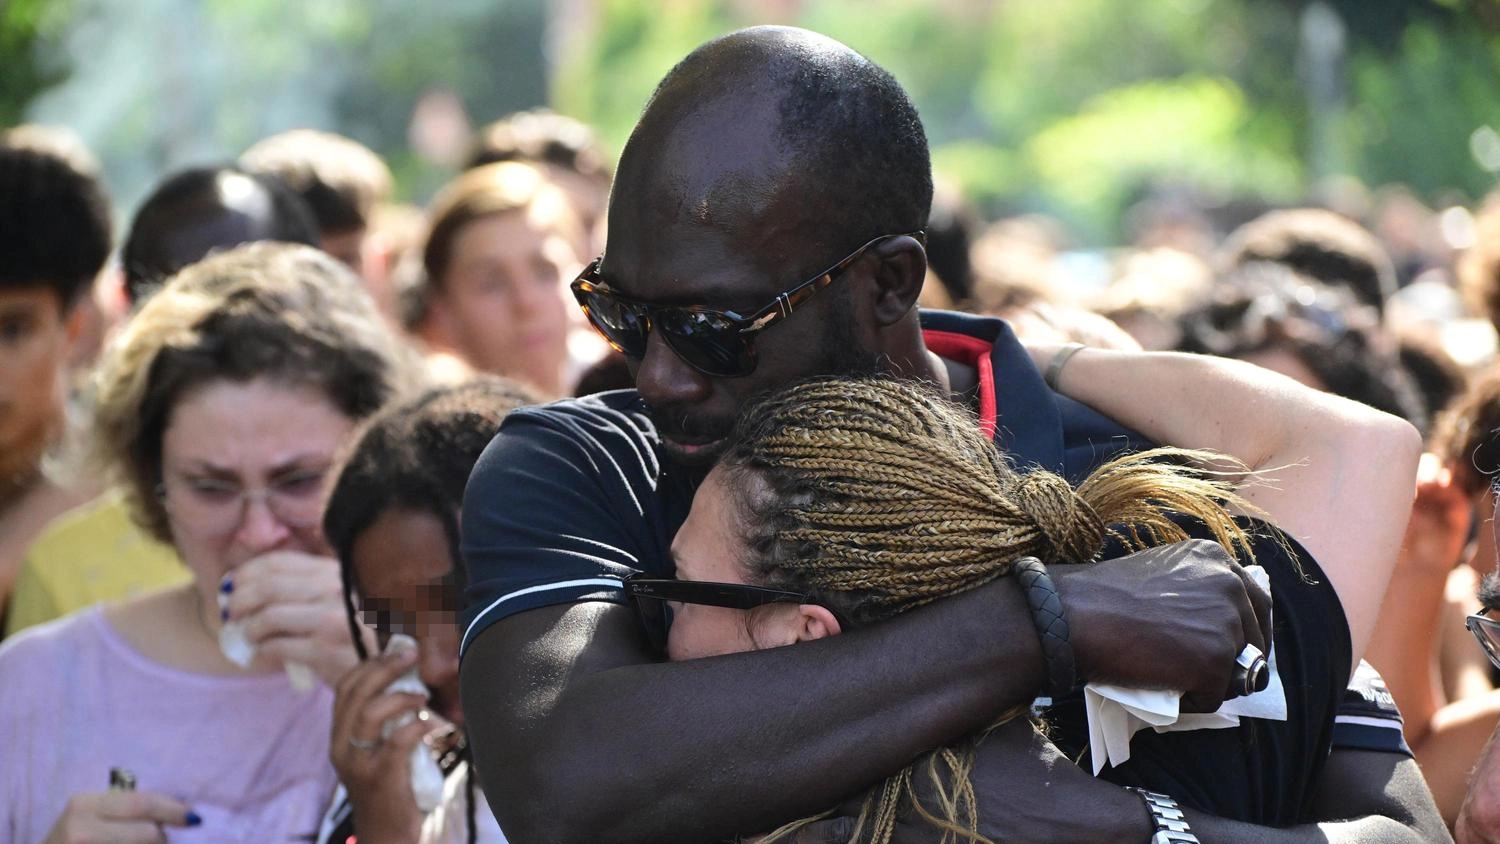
[0,286,72,481]
[351,508,464,726]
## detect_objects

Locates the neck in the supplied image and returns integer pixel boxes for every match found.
[880,316,968,398]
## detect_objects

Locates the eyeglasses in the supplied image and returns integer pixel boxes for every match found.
[624,575,850,655]
[1468,614,1500,672]
[157,466,330,539]
[571,232,923,378]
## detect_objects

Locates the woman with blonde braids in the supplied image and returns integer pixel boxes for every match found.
[658,352,1431,841]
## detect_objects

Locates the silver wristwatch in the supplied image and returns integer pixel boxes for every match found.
[1126,788,1200,844]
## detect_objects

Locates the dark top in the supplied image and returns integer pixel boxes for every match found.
[1044,519,1353,825]
[458,308,1380,824]
[459,311,1142,653]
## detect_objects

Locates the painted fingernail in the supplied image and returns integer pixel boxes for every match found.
[219,577,233,593]
[219,607,229,622]
[185,810,202,827]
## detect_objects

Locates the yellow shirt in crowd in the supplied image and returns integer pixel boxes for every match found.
[4,491,186,637]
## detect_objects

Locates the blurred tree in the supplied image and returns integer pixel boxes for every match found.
[0,0,73,126]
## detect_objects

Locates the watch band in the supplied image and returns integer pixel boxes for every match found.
[1126,788,1200,843]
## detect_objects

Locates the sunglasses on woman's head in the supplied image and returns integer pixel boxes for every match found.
[571,232,923,378]
[623,574,850,655]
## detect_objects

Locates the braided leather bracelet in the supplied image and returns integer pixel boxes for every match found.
[1012,555,1077,699]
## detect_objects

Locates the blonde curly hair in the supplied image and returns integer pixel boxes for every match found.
[90,242,421,542]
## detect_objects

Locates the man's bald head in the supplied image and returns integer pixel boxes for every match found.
[611,26,931,270]
[121,165,320,304]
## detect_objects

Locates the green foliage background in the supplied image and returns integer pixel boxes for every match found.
[4,0,1498,243]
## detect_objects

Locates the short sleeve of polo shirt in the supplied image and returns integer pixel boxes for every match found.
[1331,660,1413,756]
[457,392,698,657]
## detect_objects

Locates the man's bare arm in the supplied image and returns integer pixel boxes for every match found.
[461,542,1269,844]
[830,724,1450,844]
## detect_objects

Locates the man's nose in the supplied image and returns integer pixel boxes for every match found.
[634,329,711,408]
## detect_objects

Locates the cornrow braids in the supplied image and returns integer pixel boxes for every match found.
[720,376,1261,844]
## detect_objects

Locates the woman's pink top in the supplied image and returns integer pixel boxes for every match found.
[0,606,337,844]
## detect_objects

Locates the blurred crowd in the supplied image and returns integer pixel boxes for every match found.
[3,64,1500,841]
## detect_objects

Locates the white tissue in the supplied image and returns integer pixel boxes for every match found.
[216,590,317,692]
[1082,565,1287,774]
[382,634,446,813]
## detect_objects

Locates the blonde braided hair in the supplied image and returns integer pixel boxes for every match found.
[718,376,1261,844]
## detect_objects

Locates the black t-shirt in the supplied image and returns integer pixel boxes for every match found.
[458,309,1379,823]
[1043,520,1352,826]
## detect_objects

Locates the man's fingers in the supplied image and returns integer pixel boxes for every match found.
[1241,564,1272,655]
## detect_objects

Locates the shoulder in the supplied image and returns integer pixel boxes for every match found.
[470,392,661,484]
[0,605,101,664]
[19,495,184,619]
[0,607,102,713]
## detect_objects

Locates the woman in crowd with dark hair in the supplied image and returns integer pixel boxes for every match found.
[0,243,418,843]
[318,376,536,844]
[658,345,1431,841]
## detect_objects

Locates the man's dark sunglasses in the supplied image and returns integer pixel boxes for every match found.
[624,575,850,655]
[570,232,924,378]
[1469,613,1500,672]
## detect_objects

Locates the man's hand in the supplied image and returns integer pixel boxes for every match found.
[1056,539,1272,712]
[785,720,1146,844]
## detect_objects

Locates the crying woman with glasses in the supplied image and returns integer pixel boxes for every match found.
[648,347,1443,842]
[0,243,420,843]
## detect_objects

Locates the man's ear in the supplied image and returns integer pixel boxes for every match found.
[795,604,843,642]
[868,235,928,327]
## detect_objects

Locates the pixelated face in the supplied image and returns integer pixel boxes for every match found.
[0,286,71,481]
[665,467,813,660]
[350,508,464,726]
[159,378,354,597]
[432,208,579,397]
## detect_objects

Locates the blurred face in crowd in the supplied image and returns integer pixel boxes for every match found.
[429,206,577,397]
[158,378,354,604]
[351,508,464,726]
[321,226,368,279]
[0,285,76,484]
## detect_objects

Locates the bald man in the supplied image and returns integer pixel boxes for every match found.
[457,27,1445,844]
